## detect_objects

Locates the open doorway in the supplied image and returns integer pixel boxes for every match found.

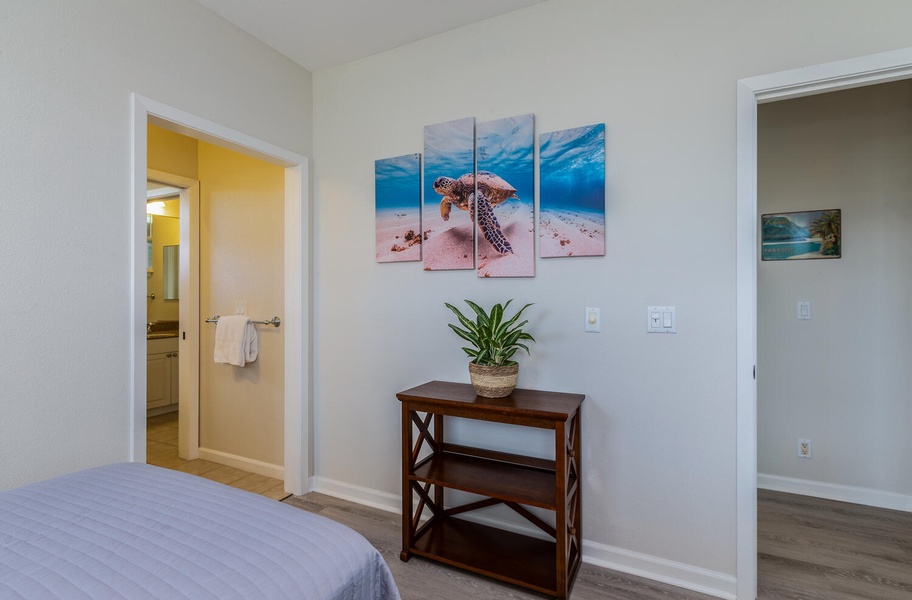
[144,169,200,467]
[756,78,912,598]
[131,95,311,496]
[736,48,912,599]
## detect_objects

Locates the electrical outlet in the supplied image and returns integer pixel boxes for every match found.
[798,438,812,459]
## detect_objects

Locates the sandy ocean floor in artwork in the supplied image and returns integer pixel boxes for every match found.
[538,208,605,257]
[375,208,422,263]
[422,201,535,275]
[476,201,535,278]
[421,206,476,271]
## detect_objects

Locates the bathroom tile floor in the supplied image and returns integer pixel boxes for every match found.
[146,411,290,501]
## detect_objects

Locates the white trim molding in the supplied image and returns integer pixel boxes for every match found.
[198,447,284,481]
[759,474,912,514]
[736,47,912,600]
[312,477,401,514]
[583,540,736,600]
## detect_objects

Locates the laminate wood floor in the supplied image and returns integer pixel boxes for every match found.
[282,492,716,600]
[758,489,912,600]
[145,416,912,599]
[284,490,912,599]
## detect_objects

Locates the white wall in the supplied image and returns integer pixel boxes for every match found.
[758,81,912,505]
[0,0,311,490]
[312,0,912,594]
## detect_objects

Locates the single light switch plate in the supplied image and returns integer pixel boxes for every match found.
[585,307,601,333]
[797,301,811,320]
[647,306,676,333]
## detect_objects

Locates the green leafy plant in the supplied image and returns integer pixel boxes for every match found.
[445,299,535,367]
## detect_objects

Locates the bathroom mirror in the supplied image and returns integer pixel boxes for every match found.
[163,245,179,300]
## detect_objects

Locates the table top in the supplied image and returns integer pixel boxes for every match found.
[397,380,584,422]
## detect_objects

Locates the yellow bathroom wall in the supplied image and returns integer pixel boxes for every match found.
[148,124,198,179]
[147,124,194,322]
[198,141,285,470]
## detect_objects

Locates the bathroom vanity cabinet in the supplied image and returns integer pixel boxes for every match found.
[147,337,179,410]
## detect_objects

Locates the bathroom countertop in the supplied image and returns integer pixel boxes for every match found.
[147,320,179,340]
[147,331,179,340]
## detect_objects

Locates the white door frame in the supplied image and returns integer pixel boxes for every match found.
[131,94,312,494]
[736,48,912,599]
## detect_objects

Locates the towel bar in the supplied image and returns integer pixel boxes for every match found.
[206,315,281,328]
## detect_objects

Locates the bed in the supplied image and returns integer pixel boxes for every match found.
[0,463,400,600]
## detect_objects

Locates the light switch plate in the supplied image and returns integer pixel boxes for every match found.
[585,307,601,333]
[647,306,676,333]
[797,301,811,320]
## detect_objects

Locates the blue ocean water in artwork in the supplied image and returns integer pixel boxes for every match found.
[539,123,605,214]
[424,117,476,202]
[762,240,822,260]
[375,154,420,211]
[476,114,534,204]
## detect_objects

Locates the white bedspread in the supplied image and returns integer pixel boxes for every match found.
[0,463,400,600]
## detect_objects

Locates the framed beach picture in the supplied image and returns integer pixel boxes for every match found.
[423,117,476,271]
[761,209,841,261]
[539,123,606,258]
[375,153,422,263]
[475,113,535,278]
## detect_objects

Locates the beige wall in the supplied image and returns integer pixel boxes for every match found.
[198,141,285,468]
[758,80,912,500]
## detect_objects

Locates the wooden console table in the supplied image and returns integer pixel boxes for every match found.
[397,380,585,599]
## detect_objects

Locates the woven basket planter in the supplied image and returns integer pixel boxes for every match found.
[468,363,519,398]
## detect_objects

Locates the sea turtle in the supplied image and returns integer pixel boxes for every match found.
[433,171,517,255]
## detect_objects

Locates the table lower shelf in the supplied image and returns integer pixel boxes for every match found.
[404,516,558,595]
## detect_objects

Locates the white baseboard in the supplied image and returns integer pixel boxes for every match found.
[311,478,735,600]
[582,539,736,600]
[311,476,401,514]
[759,473,912,513]
[197,447,284,480]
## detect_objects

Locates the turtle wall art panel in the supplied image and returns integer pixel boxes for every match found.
[375,153,422,263]
[423,117,476,271]
[539,123,606,258]
[475,114,535,278]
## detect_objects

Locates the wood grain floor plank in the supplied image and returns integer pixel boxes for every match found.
[758,489,912,600]
[149,408,910,600]
[283,493,717,600]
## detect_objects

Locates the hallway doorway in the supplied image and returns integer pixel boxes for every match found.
[736,48,912,599]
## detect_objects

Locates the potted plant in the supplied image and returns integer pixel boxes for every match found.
[445,299,535,398]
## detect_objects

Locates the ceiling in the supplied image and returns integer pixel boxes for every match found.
[192,0,548,71]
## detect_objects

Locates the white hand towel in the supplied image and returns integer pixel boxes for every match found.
[214,315,258,367]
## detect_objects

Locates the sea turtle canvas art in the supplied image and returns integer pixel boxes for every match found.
[422,117,476,271]
[420,114,534,276]
[473,114,535,277]
[433,170,517,255]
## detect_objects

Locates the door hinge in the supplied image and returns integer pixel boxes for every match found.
[753,365,756,380]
